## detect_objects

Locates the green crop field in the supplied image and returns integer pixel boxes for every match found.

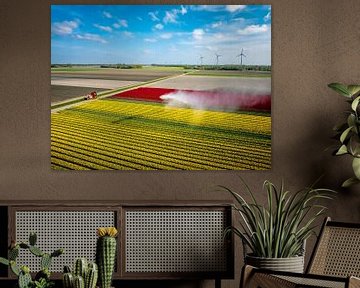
[51,99,271,170]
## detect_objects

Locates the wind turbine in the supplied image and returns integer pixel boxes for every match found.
[215,53,222,65]
[199,55,204,66]
[236,48,246,66]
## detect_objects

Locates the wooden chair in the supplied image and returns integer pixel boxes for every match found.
[241,217,360,288]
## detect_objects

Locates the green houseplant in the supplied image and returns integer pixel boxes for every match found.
[328,83,360,187]
[222,179,334,272]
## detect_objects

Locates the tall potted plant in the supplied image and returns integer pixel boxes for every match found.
[328,83,360,187]
[222,179,334,273]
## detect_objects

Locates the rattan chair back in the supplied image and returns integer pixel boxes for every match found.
[307,217,360,278]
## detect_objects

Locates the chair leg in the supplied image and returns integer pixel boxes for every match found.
[215,278,221,288]
[240,265,255,288]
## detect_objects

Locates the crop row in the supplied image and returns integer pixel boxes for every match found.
[57,111,270,149]
[52,114,270,157]
[52,123,270,166]
[68,99,271,134]
[52,127,267,170]
[51,99,271,170]
[52,144,169,170]
[52,126,270,169]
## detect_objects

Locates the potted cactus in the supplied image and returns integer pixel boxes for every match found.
[96,227,118,288]
[0,232,63,288]
[63,258,98,288]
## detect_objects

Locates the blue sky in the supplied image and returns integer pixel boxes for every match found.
[51,5,271,65]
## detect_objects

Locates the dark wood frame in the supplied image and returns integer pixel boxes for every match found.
[0,201,234,285]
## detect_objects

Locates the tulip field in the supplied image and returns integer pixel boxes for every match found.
[51,89,271,170]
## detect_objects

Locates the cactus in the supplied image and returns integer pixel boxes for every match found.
[51,248,64,258]
[63,260,98,288]
[63,272,74,288]
[29,245,44,257]
[74,258,88,279]
[73,275,85,288]
[18,267,32,288]
[0,257,9,266]
[96,227,118,288]
[10,260,20,276]
[9,246,19,260]
[0,233,63,288]
[85,263,98,288]
[29,232,37,246]
[64,265,72,273]
[19,243,30,249]
[41,253,52,270]
[35,268,51,281]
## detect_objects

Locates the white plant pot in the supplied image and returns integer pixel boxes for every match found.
[245,254,305,273]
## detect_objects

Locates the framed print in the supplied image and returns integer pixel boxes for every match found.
[51,5,271,170]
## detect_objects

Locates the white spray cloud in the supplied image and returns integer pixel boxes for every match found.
[160,88,271,112]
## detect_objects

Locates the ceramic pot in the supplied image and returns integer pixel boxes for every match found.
[245,254,305,273]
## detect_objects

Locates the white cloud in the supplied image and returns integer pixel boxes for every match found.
[74,33,107,44]
[211,21,223,28]
[231,17,246,22]
[180,21,270,55]
[94,24,112,32]
[137,17,143,21]
[160,33,173,39]
[149,11,160,21]
[113,20,128,28]
[103,11,112,18]
[144,38,157,43]
[191,5,246,13]
[154,23,164,30]
[163,6,188,24]
[190,5,223,12]
[123,31,134,38]
[163,11,177,24]
[192,29,205,40]
[238,24,269,35]
[180,5,187,15]
[52,20,78,35]
[225,5,247,12]
[120,20,128,28]
[264,11,271,21]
